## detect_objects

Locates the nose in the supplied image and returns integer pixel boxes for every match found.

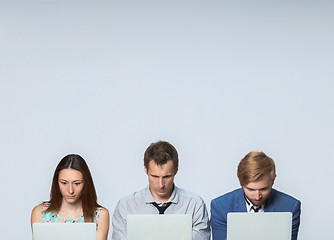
[255,191,262,200]
[68,184,74,194]
[159,178,165,188]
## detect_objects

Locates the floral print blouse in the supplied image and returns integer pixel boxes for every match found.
[41,202,101,223]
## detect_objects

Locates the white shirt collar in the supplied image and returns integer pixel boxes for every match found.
[244,196,264,213]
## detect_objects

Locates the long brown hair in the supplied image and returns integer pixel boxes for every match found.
[46,154,101,222]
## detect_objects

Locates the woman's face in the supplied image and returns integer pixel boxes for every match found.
[58,168,84,204]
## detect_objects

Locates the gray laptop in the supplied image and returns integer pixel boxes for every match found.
[227,212,292,240]
[127,214,192,240]
[33,223,96,240]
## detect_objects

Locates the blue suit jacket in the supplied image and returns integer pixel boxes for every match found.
[210,188,301,240]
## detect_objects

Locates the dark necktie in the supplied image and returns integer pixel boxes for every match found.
[251,205,262,213]
[151,202,172,214]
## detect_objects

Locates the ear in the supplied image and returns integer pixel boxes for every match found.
[174,167,178,175]
[271,175,276,186]
[144,165,148,174]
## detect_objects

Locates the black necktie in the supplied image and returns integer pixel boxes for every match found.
[151,202,172,214]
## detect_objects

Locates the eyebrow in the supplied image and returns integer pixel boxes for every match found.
[246,186,270,191]
[149,174,159,177]
[149,174,173,178]
[58,179,83,182]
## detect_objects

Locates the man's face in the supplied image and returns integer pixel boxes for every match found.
[145,160,178,203]
[242,174,275,206]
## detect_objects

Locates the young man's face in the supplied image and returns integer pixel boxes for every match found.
[145,160,178,203]
[242,173,275,206]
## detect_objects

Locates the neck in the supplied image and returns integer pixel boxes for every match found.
[60,199,82,211]
[57,199,83,220]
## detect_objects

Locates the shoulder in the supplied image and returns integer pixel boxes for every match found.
[96,207,110,223]
[210,188,243,218]
[271,189,299,201]
[210,188,244,214]
[112,190,146,221]
[173,187,209,214]
[31,202,49,215]
[116,188,146,205]
[175,187,205,203]
[211,188,243,205]
[98,207,110,218]
[31,203,44,225]
[31,204,42,217]
[269,189,301,206]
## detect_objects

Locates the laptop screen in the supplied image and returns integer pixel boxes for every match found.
[127,214,192,240]
[227,212,292,240]
[33,223,96,240]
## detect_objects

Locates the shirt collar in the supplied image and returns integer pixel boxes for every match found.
[244,196,264,213]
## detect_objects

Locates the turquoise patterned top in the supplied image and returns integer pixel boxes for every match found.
[41,202,101,223]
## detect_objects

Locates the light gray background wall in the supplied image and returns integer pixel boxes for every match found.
[1,0,333,239]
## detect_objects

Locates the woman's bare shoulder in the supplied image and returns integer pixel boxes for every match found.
[31,203,44,225]
[99,207,110,218]
[31,204,42,215]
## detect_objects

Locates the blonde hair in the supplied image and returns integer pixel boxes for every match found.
[237,151,276,186]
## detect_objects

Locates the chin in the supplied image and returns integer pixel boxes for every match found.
[255,201,264,206]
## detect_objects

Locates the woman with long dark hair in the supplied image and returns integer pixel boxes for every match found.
[31,154,109,240]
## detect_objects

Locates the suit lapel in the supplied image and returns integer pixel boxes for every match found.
[235,188,247,212]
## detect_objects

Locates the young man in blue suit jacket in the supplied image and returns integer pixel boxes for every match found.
[210,151,301,240]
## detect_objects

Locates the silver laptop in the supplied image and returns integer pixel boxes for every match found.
[227,212,292,240]
[33,223,96,240]
[127,214,192,240]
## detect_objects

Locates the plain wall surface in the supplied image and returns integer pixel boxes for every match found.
[1,0,333,239]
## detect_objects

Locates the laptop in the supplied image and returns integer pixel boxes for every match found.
[227,212,292,240]
[33,223,96,240]
[127,214,192,240]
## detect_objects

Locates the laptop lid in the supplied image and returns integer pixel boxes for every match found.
[33,223,96,240]
[227,212,292,240]
[127,214,192,240]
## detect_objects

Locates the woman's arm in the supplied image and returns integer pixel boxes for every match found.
[96,208,110,240]
[30,205,43,230]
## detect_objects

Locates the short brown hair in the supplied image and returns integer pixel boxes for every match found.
[237,151,276,186]
[144,141,179,171]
